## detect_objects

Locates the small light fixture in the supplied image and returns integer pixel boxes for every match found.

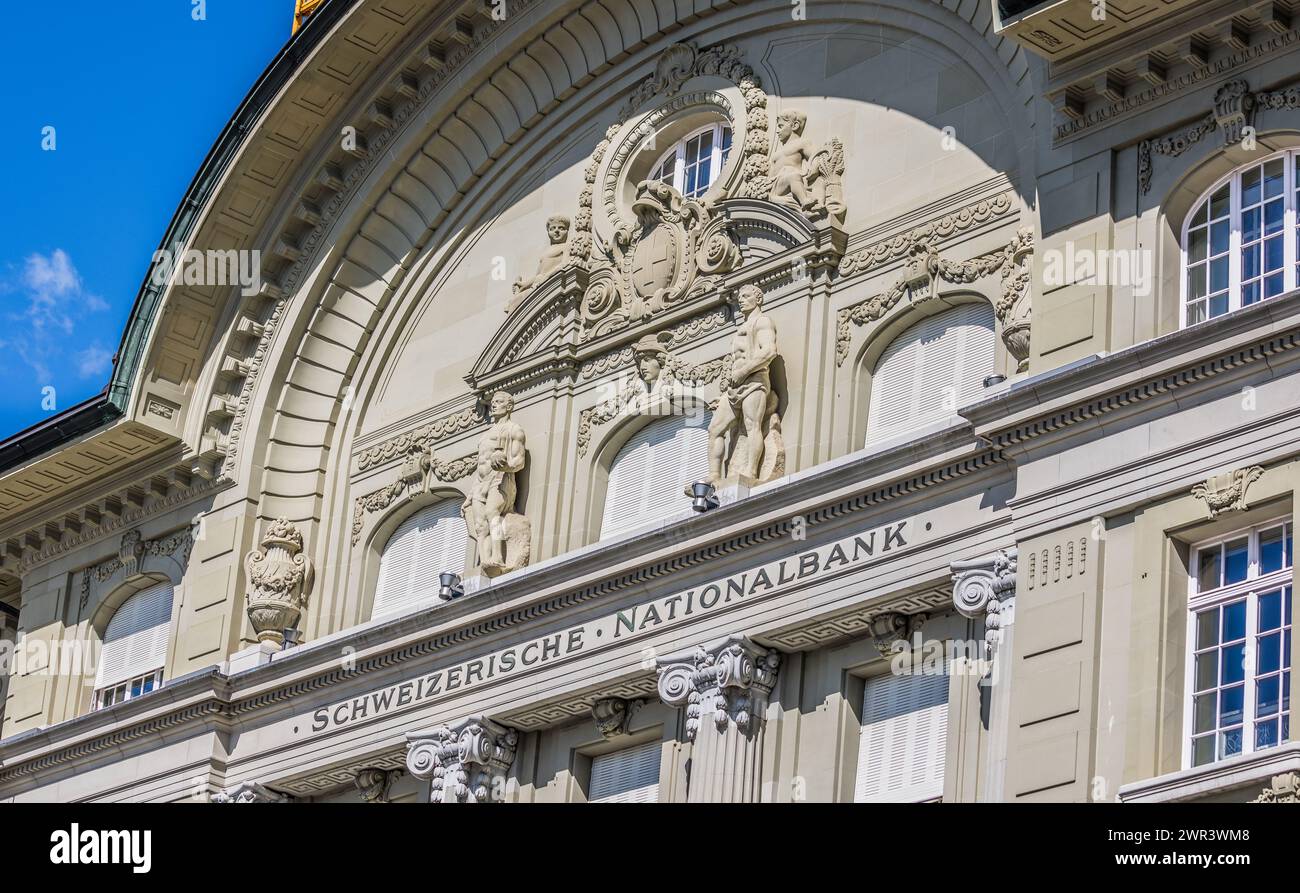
[438,572,464,601]
[688,481,719,513]
[281,627,302,651]
[983,373,1006,389]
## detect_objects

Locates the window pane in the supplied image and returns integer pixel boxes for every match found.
[1224,537,1248,584]
[1188,264,1207,300]
[1210,256,1229,292]
[1194,691,1217,733]
[1210,221,1230,255]
[1195,651,1218,691]
[1243,242,1260,279]
[1260,589,1283,630]
[1243,167,1262,206]
[1261,528,1285,575]
[1221,726,1243,758]
[1258,674,1281,717]
[1211,183,1231,219]
[1243,207,1261,243]
[1244,280,1261,306]
[1259,632,1282,674]
[1187,299,1207,325]
[1210,292,1230,317]
[1256,717,1280,749]
[1264,158,1285,198]
[1192,734,1215,766]
[1197,609,1220,649]
[1198,545,1221,592]
[1266,199,1285,236]
[1266,272,1284,297]
[1267,235,1284,271]
[1193,198,1209,227]
[1224,600,1247,642]
[1222,644,1246,685]
[1189,227,1208,262]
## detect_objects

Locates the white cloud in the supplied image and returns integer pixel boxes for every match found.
[0,249,109,383]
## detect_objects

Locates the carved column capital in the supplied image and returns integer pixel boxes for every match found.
[656,634,781,742]
[951,548,1018,660]
[210,781,292,803]
[591,697,645,740]
[406,715,519,803]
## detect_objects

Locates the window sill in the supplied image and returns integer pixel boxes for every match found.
[1118,741,1300,803]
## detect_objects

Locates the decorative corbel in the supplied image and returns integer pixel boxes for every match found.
[1191,466,1265,519]
[355,767,401,803]
[591,697,645,739]
[868,611,927,656]
[1252,771,1300,803]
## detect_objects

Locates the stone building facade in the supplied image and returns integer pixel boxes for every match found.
[1,0,1299,803]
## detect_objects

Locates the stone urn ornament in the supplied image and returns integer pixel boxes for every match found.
[244,518,314,645]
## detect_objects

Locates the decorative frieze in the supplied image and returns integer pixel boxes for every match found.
[405,715,519,803]
[244,519,314,645]
[78,523,197,612]
[354,406,485,473]
[951,548,1018,660]
[836,227,1034,369]
[1191,466,1265,519]
[210,781,292,803]
[837,193,1014,279]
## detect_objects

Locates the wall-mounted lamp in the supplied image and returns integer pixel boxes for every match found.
[688,481,719,513]
[280,627,302,651]
[983,374,1007,388]
[438,572,464,601]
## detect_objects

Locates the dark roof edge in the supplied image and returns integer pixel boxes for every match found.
[1,0,359,474]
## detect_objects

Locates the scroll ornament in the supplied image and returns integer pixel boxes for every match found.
[1191,466,1265,519]
[656,634,781,742]
[406,716,519,803]
[244,518,314,646]
[950,548,1018,661]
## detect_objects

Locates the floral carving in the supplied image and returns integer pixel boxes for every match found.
[1191,466,1265,519]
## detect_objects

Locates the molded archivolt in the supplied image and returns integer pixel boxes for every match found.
[121,0,1037,628]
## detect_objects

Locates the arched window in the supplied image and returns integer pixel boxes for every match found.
[866,303,996,444]
[601,413,711,540]
[373,500,469,619]
[649,124,733,199]
[1183,151,1299,327]
[94,581,174,710]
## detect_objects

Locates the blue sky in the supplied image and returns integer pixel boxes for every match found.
[0,1,292,438]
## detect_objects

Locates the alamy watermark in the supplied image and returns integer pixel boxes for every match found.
[150,248,262,296]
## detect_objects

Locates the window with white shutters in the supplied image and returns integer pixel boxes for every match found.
[589,740,662,803]
[866,303,996,444]
[373,500,469,619]
[93,581,174,706]
[600,413,711,540]
[854,668,949,803]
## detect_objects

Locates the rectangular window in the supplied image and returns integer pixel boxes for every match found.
[854,667,949,802]
[588,740,661,803]
[94,668,163,711]
[1187,520,1293,767]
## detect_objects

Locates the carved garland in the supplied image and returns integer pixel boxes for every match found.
[835,226,1035,367]
[78,525,197,612]
[350,449,476,545]
[1138,79,1300,195]
[354,406,485,473]
[575,356,730,458]
[838,193,1014,278]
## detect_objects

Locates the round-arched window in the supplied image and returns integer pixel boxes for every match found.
[373,500,468,619]
[648,123,733,199]
[1183,151,1300,327]
[866,303,996,444]
[601,413,712,539]
[94,581,174,709]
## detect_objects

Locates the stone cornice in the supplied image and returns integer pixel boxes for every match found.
[960,287,1300,453]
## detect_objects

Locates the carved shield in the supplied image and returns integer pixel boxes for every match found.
[630,223,679,298]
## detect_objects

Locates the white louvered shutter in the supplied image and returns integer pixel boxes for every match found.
[600,414,711,539]
[854,668,950,803]
[866,303,995,444]
[95,582,174,690]
[373,501,468,618]
[589,740,662,803]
